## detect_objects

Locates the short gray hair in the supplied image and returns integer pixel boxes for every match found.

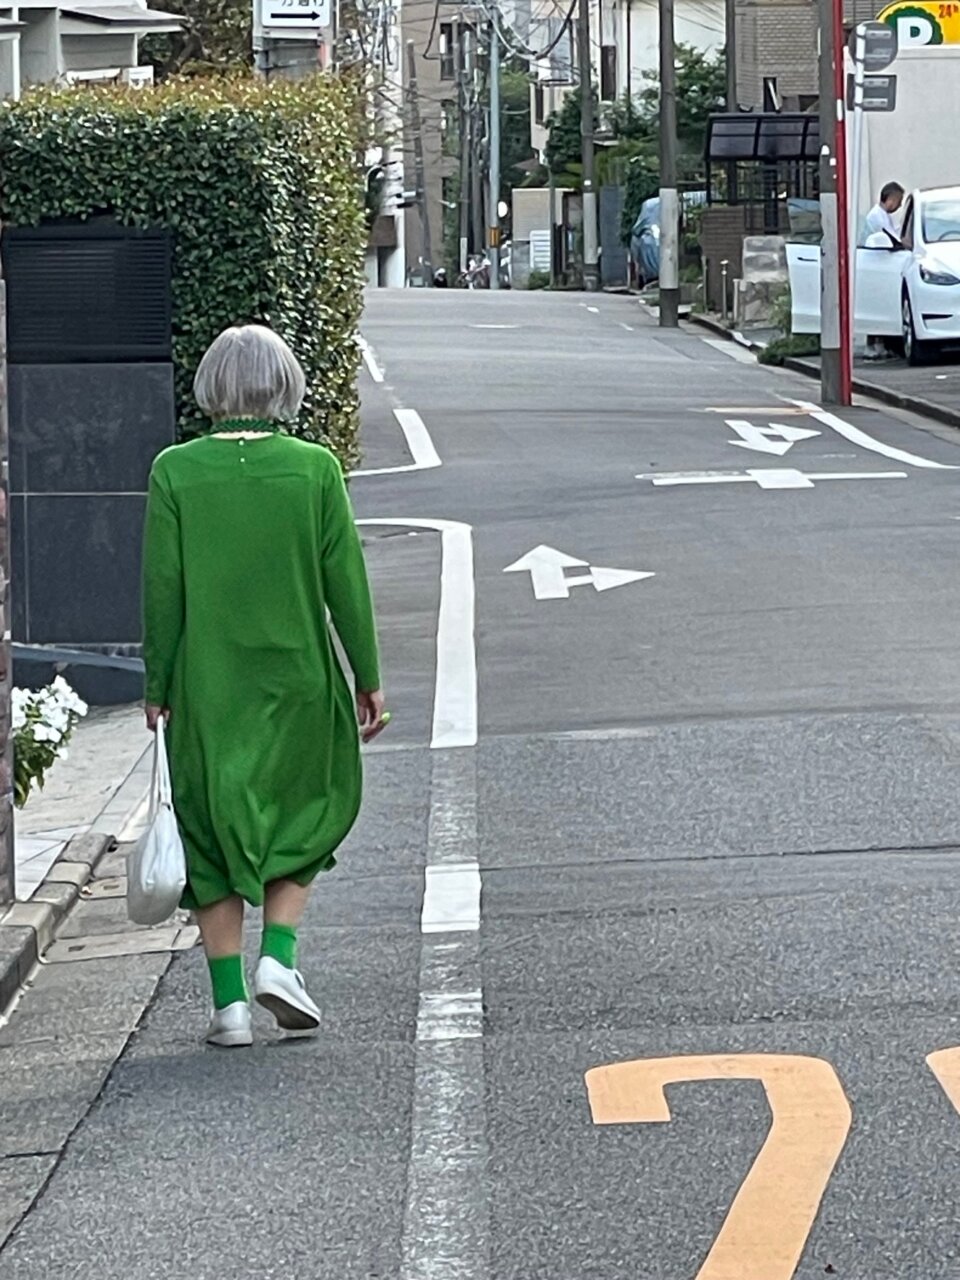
[194,324,307,422]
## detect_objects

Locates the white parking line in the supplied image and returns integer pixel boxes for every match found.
[790,400,960,470]
[357,334,384,383]
[351,408,441,477]
[356,518,476,749]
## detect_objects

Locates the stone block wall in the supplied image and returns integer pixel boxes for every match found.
[0,270,13,905]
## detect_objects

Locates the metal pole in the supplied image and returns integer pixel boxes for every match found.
[406,39,434,278]
[658,0,679,326]
[725,0,736,109]
[458,25,472,274]
[549,167,557,287]
[849,23,866,359]
[578,0,600,290]
[488,13,501,289]
[817,0,851,404]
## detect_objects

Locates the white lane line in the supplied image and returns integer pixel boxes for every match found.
[641,468,907,489]
[790,399,960,470]
[356,518,476,749]
[471,323,519,329]
[351,408,441,478]
[619,322,635,332]
[400,749,487,1280]
[701,335,756,364]
[421,862,482,932]
[357,334,384,383]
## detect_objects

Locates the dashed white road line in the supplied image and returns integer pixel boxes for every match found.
[351,408,441,477]
[357,334,384,383]
[790,400,960,470]
[356,518,476,749]
[400,749,486,1280]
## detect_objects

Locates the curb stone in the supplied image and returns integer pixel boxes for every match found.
[0,832,114,1015]
[780,355,960,430]
[688,312,960,430]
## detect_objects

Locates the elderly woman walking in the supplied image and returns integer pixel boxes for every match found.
[142,324,386,1048]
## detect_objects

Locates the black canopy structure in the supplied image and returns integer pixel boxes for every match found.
[705,112,820,232]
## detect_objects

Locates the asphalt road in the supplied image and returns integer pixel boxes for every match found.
[6,290,960,1279]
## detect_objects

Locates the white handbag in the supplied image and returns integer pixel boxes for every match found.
[127,718,187,925]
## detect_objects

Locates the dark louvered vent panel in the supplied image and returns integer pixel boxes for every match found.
[2,225,172,362]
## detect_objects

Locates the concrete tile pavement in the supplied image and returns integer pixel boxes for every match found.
[14,705,151,900]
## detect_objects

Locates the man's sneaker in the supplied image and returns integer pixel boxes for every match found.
[206,1001,253,1048]
[254,956,321,1036]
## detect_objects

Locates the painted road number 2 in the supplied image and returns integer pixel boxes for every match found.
[585,1054,854,1280]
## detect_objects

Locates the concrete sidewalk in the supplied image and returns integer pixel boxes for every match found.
[14,706,151,900]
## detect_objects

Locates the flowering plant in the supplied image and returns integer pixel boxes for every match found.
[12,677,88,809]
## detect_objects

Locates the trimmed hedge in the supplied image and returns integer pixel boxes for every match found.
[0,77,366,467]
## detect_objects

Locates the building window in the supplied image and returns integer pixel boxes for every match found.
[534,82,545,125]
[600,45,617,102]
[440,23,455,80]
[797,93,818,113]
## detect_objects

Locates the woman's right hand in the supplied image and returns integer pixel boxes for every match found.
[357,689,387,743]
[145,704,170,732]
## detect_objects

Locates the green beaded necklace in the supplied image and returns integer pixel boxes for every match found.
[206,417,287,437]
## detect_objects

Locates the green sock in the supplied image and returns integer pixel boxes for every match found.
[261,922,298,970]
[207,954,248,1010]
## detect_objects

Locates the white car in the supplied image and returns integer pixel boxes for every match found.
[787,185,960,364]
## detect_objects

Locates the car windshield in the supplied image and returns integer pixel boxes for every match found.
[922,197,960,243]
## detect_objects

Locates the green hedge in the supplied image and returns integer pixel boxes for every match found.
[0,77,366,467]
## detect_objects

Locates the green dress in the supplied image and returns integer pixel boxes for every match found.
[142,432,380,910]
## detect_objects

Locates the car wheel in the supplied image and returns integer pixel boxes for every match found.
[902,291,927,365]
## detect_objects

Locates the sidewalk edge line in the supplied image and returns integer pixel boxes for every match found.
[0,742,153,1017]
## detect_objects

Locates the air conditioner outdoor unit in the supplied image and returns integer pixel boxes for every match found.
[122,65,154,88]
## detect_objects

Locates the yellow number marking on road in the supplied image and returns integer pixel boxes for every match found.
[585,1053,852,1280]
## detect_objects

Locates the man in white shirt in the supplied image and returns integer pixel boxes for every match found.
[864,181,905,248]
[862,182,905,359]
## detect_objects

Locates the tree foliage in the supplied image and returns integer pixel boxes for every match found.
[140,0,251,78]
[0,78,367,467]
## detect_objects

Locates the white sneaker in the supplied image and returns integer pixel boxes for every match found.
[206,1001,253,1048]
[254,956,321,1036]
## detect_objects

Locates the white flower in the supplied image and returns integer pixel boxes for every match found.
[32,723,61,744]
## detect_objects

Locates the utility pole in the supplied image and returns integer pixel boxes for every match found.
[458,24,472,274]
[725,0,737,109]
[471,94,484,256]
[658,0,679,326]
[488,14,501,289]
[817,0,851,403]
[406,39,434,278]
[577,0,599,290]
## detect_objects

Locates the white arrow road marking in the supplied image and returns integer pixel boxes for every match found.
[352,408,441,478]
[726,419,822,456]
[640,468,908,489]
[504,545,655,599]
[357,519,476,749]
[788,399,960,470]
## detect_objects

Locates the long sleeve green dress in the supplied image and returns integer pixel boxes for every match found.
[142,433,381,911]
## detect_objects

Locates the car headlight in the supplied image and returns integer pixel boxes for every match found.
[919,261,960,285]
